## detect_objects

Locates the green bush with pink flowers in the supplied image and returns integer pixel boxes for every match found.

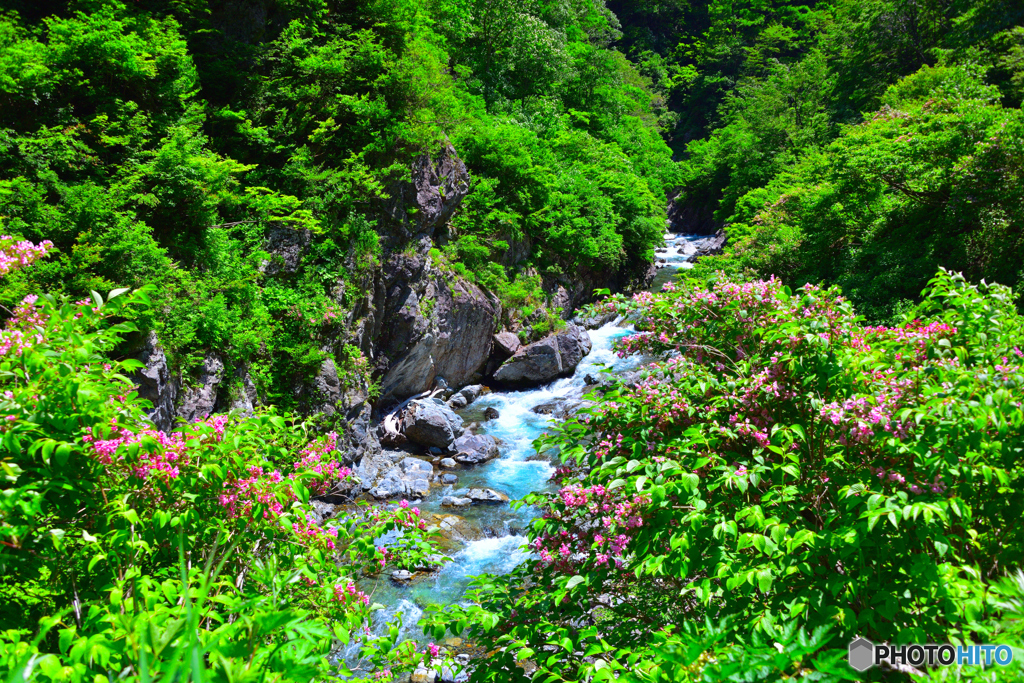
[0,238,434,682]
[424,270,1024,681]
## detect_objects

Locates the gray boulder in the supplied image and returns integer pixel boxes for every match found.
[492,331,521,357]
[453,434,500,465]
[492,325,592,387]
[694,227,728,258]
[377,257,501,403]
[370,469,406,499]
[439,473,458,485]
[439,457,458,469]
[402,399,464,449]
[391,570,414,583]
[447,383,484,411]
[466,488,509,505]
[441,496,472,508]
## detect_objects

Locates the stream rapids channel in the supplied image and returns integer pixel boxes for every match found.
[341,232,717,672]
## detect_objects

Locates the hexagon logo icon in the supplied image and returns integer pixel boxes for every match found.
[848,637,875,672]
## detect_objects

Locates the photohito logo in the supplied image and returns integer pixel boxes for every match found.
[848,638,1015,671]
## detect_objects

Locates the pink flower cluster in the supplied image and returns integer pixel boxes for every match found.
[293,431,349,496]
[84,416,191,480]
[0,295,49,358]
[0,236,53,277]
[876,468,948,496]
[534,484,650,571]
[333,581,370,606]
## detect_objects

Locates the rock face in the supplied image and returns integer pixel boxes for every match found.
[452,434,499,465]
[377,253,501,403]
[492,325,592,387]
[260,224,312,275]
[177,353,225,423]
[694,227,728,258]
[216,364,259,414]
[401,399,465,449]
[133,332,179,432]
[382,142,471,239]
[666,189,721,235]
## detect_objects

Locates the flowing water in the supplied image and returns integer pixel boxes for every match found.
[348,232,715,662]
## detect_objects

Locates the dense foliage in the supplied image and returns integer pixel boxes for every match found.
[0,0,676,403]
[0,241,435,681]
[606,0,1024,321]
[426,270,1024,680]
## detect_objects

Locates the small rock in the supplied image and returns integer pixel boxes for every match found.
[439,457,458,469]
[455,654,470,666]
[411,667,436,683]
[440,473,458,484]
[447,393,469,411]
[466,488,509,505]
[442,496,472,508]
[483,407,500,420]
[391,570,414,582]
[531,400,564,415]
[458,384,484,403]
[416,554,450,571]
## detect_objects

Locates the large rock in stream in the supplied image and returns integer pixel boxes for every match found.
[401,399,464,449]
[492,325,592,387]
[452,434,499,465]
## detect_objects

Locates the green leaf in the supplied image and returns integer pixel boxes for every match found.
[566,575,586,589]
